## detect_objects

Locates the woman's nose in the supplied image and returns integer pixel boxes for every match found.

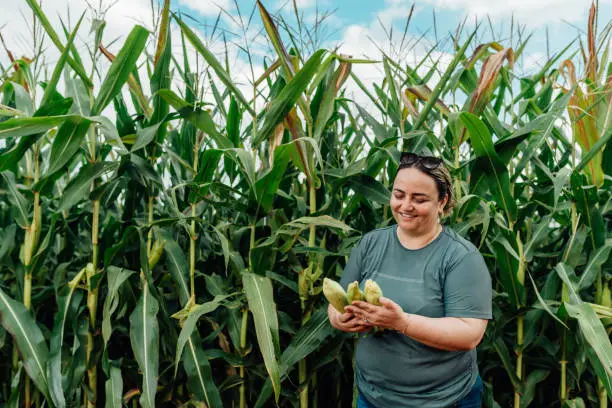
[402,200,414,210]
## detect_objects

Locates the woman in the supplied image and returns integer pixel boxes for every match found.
[328,152,492,408]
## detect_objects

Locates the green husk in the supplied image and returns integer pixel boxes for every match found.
[347,281,364,303]
[364,280,382,306]
[323,278,348,313]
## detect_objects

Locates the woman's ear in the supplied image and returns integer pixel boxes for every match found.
[439,194,449,214]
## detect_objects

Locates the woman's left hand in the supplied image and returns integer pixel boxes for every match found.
[345,297,407,331]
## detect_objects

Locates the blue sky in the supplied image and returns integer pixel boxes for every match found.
[0,0,609,105]
[139,0,611,103]
[174,0,611,72]
[2,0,608,67]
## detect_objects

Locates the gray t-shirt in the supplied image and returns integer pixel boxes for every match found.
[339,225,492,408]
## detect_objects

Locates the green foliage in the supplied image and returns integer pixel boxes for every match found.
[0,1,610,407]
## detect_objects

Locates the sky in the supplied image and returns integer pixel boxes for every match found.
[0,0,609,109]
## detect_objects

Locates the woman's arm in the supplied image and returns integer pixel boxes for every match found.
[345,297,487,351]
[398,312,487,351]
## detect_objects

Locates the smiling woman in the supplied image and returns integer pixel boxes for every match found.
[328,152,492,408]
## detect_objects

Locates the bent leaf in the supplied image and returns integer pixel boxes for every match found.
[243,272,281,402]
[129,281,159,408]
[0,288,51,401]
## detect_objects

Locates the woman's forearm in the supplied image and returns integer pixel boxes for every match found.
[396,313,486,352]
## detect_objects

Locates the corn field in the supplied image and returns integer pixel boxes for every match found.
[0,0,610,407]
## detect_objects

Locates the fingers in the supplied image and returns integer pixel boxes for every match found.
[338,312,354,323]
[378,296,398,310]
[350,300,374,310]
[347,321,373,333]
[345,302,375,315]
[340,316,373,331]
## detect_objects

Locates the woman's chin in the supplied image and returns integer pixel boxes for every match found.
[397,220,419,232]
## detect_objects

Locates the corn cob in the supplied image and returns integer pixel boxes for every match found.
[364,279,382,306]
[148,239,166,269]
[346,281,364,304]
[323,278,348,313]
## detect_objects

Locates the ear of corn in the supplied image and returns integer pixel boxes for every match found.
[346,281,364,303]
[364,279,382,306]
[323,278,348,313]
[148,239,166,269]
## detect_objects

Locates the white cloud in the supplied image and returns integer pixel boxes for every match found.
[292,0,319,8]
[376,3,417,27]
[328,10,453,122]
[178,0,231,16]
[275,0,329,11]
[0,0,156,68]
[419,0,610,26]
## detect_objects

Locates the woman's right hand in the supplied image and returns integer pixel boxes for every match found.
[328,304,373,332]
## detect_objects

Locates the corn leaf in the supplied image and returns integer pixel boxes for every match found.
[1,172,30,228]
[158,89,233,149]
[129,281,159,408]
[102,267,136,347]
[492,337,522,391]
[158,234,224,406]
[104,364,123,408]
[313,61,352,141]
[467,48,514,117]
[0,103,21,117]
[255,142,293,212]
[562,300,612,395]
[570,171,605,251]
[132,123,162,152]
[0,288,51,402]
[40,13,84,108]
[57,162,119,211]
[48,285,84,408]
[460,112,517,223]
[174,14,255,116]
[577,240,612,290]
[255,49,326,145]
[527,272,568,329]
[255,306,337,408]
[65,77,91,116]
[45,116,92,176]
[346,173,391,205]
[174,295,230,375]
[257,1,295,78]
[149,0,172,147]
[8,363,22,407]
[92,25,149,116]
[519,370,550,407]
[405,85,451,117]
[23,0,92,88]
[182,335,224,407]
[0,116,77,140]
[412,30,475,130]
[510,90,573,177]
[242,272,281,402]
[161,237,191,306]
[490,232,525,310]
[154,0,171,65]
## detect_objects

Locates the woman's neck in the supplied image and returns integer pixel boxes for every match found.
[396,223,442,250]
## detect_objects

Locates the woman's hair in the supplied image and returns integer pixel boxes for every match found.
[395,153,456,215]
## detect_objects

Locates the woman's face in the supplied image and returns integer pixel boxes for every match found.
[390,167,447,236]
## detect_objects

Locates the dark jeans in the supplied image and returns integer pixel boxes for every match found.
[356,375,483,408]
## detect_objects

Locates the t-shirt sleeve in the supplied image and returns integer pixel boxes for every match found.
[444,251,492,319]
[339,236,365,290]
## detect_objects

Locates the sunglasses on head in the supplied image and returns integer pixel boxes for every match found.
[399,152,443,170]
